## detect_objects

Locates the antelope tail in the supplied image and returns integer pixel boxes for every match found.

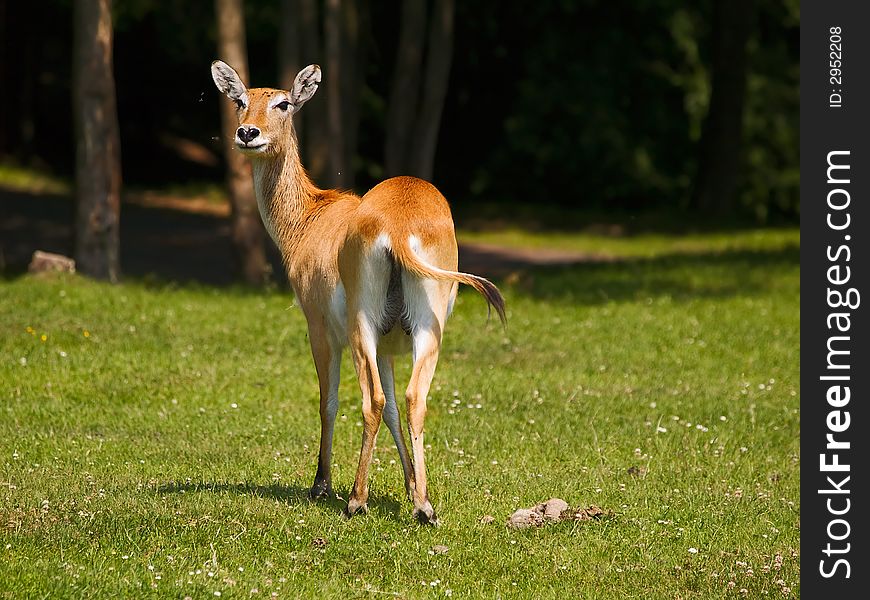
[391,237,507,325]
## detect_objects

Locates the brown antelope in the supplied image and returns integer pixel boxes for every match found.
[211,60,505,525]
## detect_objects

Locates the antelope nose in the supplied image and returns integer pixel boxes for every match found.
[236,126,260,144]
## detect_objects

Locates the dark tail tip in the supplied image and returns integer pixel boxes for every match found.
[479,278,507,327]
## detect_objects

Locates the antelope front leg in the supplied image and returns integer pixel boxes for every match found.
[345,323,386,518]
[309,328,340,500]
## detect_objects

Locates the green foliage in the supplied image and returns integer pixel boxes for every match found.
[1,229,799,597]
[455,0,798,221]
[740,0,800,221]
[465,0,697,208]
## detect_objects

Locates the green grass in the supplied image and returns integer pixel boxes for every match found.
[457,227,799,259]
[0,229,799,598]
[125,181,229,206]
[0,161,228,211]
[0,162,70,195]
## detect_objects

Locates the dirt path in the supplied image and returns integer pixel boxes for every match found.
[1,189,590,285]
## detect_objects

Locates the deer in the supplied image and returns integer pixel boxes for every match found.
[210,60,505,525]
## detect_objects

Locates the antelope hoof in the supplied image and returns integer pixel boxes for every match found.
[344,498,369,519]
[413,502,439,527]
[309,478,332,500]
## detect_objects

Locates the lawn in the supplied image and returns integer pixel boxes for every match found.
[456,227,799,260]
[0,228,800,598]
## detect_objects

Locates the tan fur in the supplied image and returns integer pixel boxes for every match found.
[212,61,505,524]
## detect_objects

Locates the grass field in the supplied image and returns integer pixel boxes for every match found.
[456,227,798,260]
[1,228,800,598]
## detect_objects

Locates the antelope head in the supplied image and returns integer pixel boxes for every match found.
[210,60,321,157]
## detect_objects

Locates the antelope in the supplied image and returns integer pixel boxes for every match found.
[211,60,505,525]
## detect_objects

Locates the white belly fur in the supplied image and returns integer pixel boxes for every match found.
[327,282,413,355]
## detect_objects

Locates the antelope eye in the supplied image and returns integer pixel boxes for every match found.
[234,98,245,109]
[276,100,291,111]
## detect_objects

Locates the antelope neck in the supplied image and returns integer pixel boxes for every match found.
[250,127,318,254]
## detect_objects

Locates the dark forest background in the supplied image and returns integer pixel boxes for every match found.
[0,0,798,219]
[0,0,800,285]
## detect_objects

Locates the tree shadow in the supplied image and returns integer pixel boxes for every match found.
[156,480,403,520]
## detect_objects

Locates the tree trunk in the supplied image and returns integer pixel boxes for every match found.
[215,0,269,285]
[73,0,122,282]
[384,0,426,176]
[0,0,7,156]
[278,0,303,150]
[409,0,454,181]
[324,0,347,188]
[338,0,365,189]
[692,0,754,214]
[278,0,301,90]
[283,0,363,189]
[297,0,329,184]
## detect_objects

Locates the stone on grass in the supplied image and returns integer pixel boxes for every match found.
[29,251,75,274]
[507,508,544,529]
[539,498,569,520]
[507,498,609,528]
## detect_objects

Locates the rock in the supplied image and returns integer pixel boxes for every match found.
[507,508,544,529]
[431,545,449,555]
[28,251,75,274]
[507,499,609,528]
[540,498,569,520]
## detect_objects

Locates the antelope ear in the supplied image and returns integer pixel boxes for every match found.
[211,60,248,103]
[290,64,321,111]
